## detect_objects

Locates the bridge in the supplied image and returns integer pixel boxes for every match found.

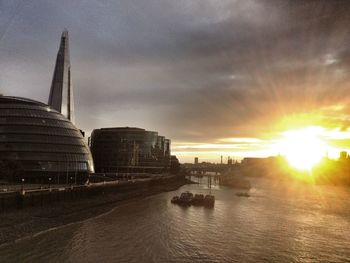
[182,163,231,176]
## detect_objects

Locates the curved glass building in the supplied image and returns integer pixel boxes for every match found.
[0,96,94,183]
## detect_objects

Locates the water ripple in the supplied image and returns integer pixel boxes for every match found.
[1,178,350,262]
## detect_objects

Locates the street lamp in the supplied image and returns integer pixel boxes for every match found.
[70,176,73,189]
[49,177,52,191]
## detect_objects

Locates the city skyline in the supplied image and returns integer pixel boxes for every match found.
[1,1,349,163]
[1,2,350,262]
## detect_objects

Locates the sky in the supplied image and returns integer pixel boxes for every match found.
[0,0,349,163]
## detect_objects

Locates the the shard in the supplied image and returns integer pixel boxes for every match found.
[48,30,75,124]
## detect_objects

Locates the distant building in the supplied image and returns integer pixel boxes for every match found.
[90,127,172,173]
[194,157,199,164]
[339,151,348,161]
[241,157,265,166]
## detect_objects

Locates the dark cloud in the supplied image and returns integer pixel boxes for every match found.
[0,0,350,160]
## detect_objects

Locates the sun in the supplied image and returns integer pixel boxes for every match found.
[276,127,327,170]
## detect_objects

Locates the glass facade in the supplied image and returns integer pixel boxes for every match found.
[90,127,171,173]
[0,96,94,183]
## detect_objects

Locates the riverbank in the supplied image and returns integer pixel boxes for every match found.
[0,175,189,246]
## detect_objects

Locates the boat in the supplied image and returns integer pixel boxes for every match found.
[171,192,214,207]
[192,194,205,206]
[171,196,179,203]
[204,194,215,207]
[178,192,193,206]
[235,192,250,197]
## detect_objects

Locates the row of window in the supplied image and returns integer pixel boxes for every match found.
[0,134,86,146]
[0,104,51,111]
[92,132,158,139]
[95,163,169,170]
[93,144,165,150]
[94,160,169,166]
[0,126,82,137]
[0,143,89,154]
[91,138,167,146]
[0,109,66,120]
[18,160,89,172]
[92,147,167,156]
[0,118,75,129]
[94,156,170,164]
[0,152,92,162]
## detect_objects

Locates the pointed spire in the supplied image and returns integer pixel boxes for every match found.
[48,30,75,124]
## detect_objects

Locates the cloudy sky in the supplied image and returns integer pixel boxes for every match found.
[0,0,349,162]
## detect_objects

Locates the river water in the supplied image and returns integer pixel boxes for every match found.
[1,177,350,262]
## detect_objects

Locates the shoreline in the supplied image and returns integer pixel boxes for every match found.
[0,176,188,247]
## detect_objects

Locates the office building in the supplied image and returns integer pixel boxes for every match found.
[90,127,171,173]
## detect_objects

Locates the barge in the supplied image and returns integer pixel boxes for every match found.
[171,191,215,207]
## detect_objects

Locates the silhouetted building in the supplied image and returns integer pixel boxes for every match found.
[0,96,94,183]
[90,127,172,173]
[48,30,75,123]
[170,155,180,173]
[339,151,348,161]
[194,157,199,164]
[241,157,265,166]
[0,31,94,183]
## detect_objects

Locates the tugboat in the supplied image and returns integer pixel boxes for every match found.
[204,194,215,207]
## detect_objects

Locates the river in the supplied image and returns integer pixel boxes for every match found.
[1,177,350,262]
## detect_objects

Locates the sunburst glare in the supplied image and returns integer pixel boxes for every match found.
[275,127,327,170]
